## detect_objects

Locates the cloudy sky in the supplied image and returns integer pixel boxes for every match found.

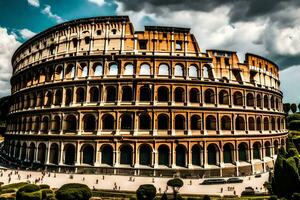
[0,0,299,103]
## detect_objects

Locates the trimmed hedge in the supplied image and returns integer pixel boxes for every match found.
[16,184,41,200]
[39,184,50,189]
[55,183,92,200]
[289,120,300,130]
[288,114,300,123]
[136,184,156,200]
[167,178,184,188]
[0,188,16,194]
[1,182,28,190]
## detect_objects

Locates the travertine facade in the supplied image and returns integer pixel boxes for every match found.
[2,16,287,177]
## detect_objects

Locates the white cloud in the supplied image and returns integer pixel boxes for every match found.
[19,28,36,40]
[27,0,40,7]
[0,27,21,97]
[280,66,300,103]
[88,0,106,7]
[41,5,64,23]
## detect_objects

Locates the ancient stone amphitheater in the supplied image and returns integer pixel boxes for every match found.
[2,16,287,177]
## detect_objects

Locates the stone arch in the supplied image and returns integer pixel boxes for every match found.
[176,145,187,167]
[124,63,134,75]
[102,114,114,130]
[264,117,269,131]
[253,142,261,160]
[92,63,103,76]
[256,117,262,131]
[256,94,262,108]
[89,87,99,102]
[55,65,63,80]
[204,89,215,104]
[221,115,231,130]
[192,144,203,166]
[140,63,151,75]
[83,114,97,132]
[236,116,245,130]
[108,63,118,75]
[140,85,151,101]
[207,143,219,165]
[122,86,133,101]
[189,88,199,103]
[158,145,170,166]
[65,64,75,79]
[248,117,255,130]
[139,113,151,130]
[189,65,198,78]
[106,86,117,102]
[246,93,254,106]
[264,95,269,108]
[157,86,169,102]
[265,141,271,157]
[101,144,113,166]
[238,142,248,162]
[174,87,185,102]
[65,115,77,132]
[158,63,169,76]
[233,91,243,106]
[223,143,234,163]
[49,143,59,165]
[54,89,62,105]
[175,114,185,130]
[158,114,169,130]
[203,64,214,80]
[29,143,35,163]
[52,115,61,132]
[139,144,152,166]
[41,116,49,132]
[174,64,184,76]
[206,115,216,130]
[76,87,85,103]
[21,142,27,161]
[191,115,201,130]
[64,143,76,165]
[120,144,133,165]
[219,90,229,105]
[38,143,46,164]
[81,144,94,165]
[120,113,133,130]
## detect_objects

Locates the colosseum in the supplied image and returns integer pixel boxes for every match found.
[2,16,288,177]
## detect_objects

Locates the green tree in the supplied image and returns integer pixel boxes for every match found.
[291,103,298,113]
[55,183,92,200]
[283,103,291,114]
[136,184,156,200]
[167,178,183,200]
[16,184,41,200]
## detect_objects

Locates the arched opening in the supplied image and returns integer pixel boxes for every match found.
[102,114,114,130]
[174,64,183,77]
[41,116,49,132]
[121,114,132,130]
[52,116,61,132]
[64,144,75,165]
[80,64,88,77]
[253,142,261,160]
[265,141,271,157]
[65,115,77,132]
[89,87,99,102]
[238,143,248,162]
[248,117,255,130]
[21,143,27,161]
[65,89,73,106]
[29,143,35,163]
[191,115,201,130]
[176,145,186,167]
[55,65,63,80]
[246,93,254,106]
[233,91,243,106]
[120,145,133,165]
[206,115,216,130]
[174,87,184,102]
[189,88,199,103]
[139,113,151,130]
[221,116,231,130]
[257,94,262,108]
[140,63,150,75]
[140,86,151,101]
[271,117,276,130]
[223,143,234,163]
[54,89,62,105]
[203,64,214,80]
[157,87,169,102]
[122,86,133,101]
[93,63,103,76]
[274,140,279,155]
[83,114,96,132]
[109,63,118,75]
[124,63,134,75]
[38,143,46,164]
[49,143,59,165]
[204,89,215,104]
[139,144,152,166]
[236,116,245,130]
[264,95,269,108]
[277,118,281,130]
[106,86,117,102]
[66,64,75,79]
[76,88,85,103]
[15,142,21,159]
[175,115,185,130]
[192,145,202,166]
[101,145,113,166]
[158,114,169,130]
[189,65,198,78]
[264,117,269,131]
[256,117,262,131]
[82,145,94,165]
[158,64,169,76]
[45,91,52,106]
[158,145,169,166]
[219,90,229,105]
[207,144,218,165]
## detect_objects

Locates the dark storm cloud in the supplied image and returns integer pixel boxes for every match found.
[117,0,300,22]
